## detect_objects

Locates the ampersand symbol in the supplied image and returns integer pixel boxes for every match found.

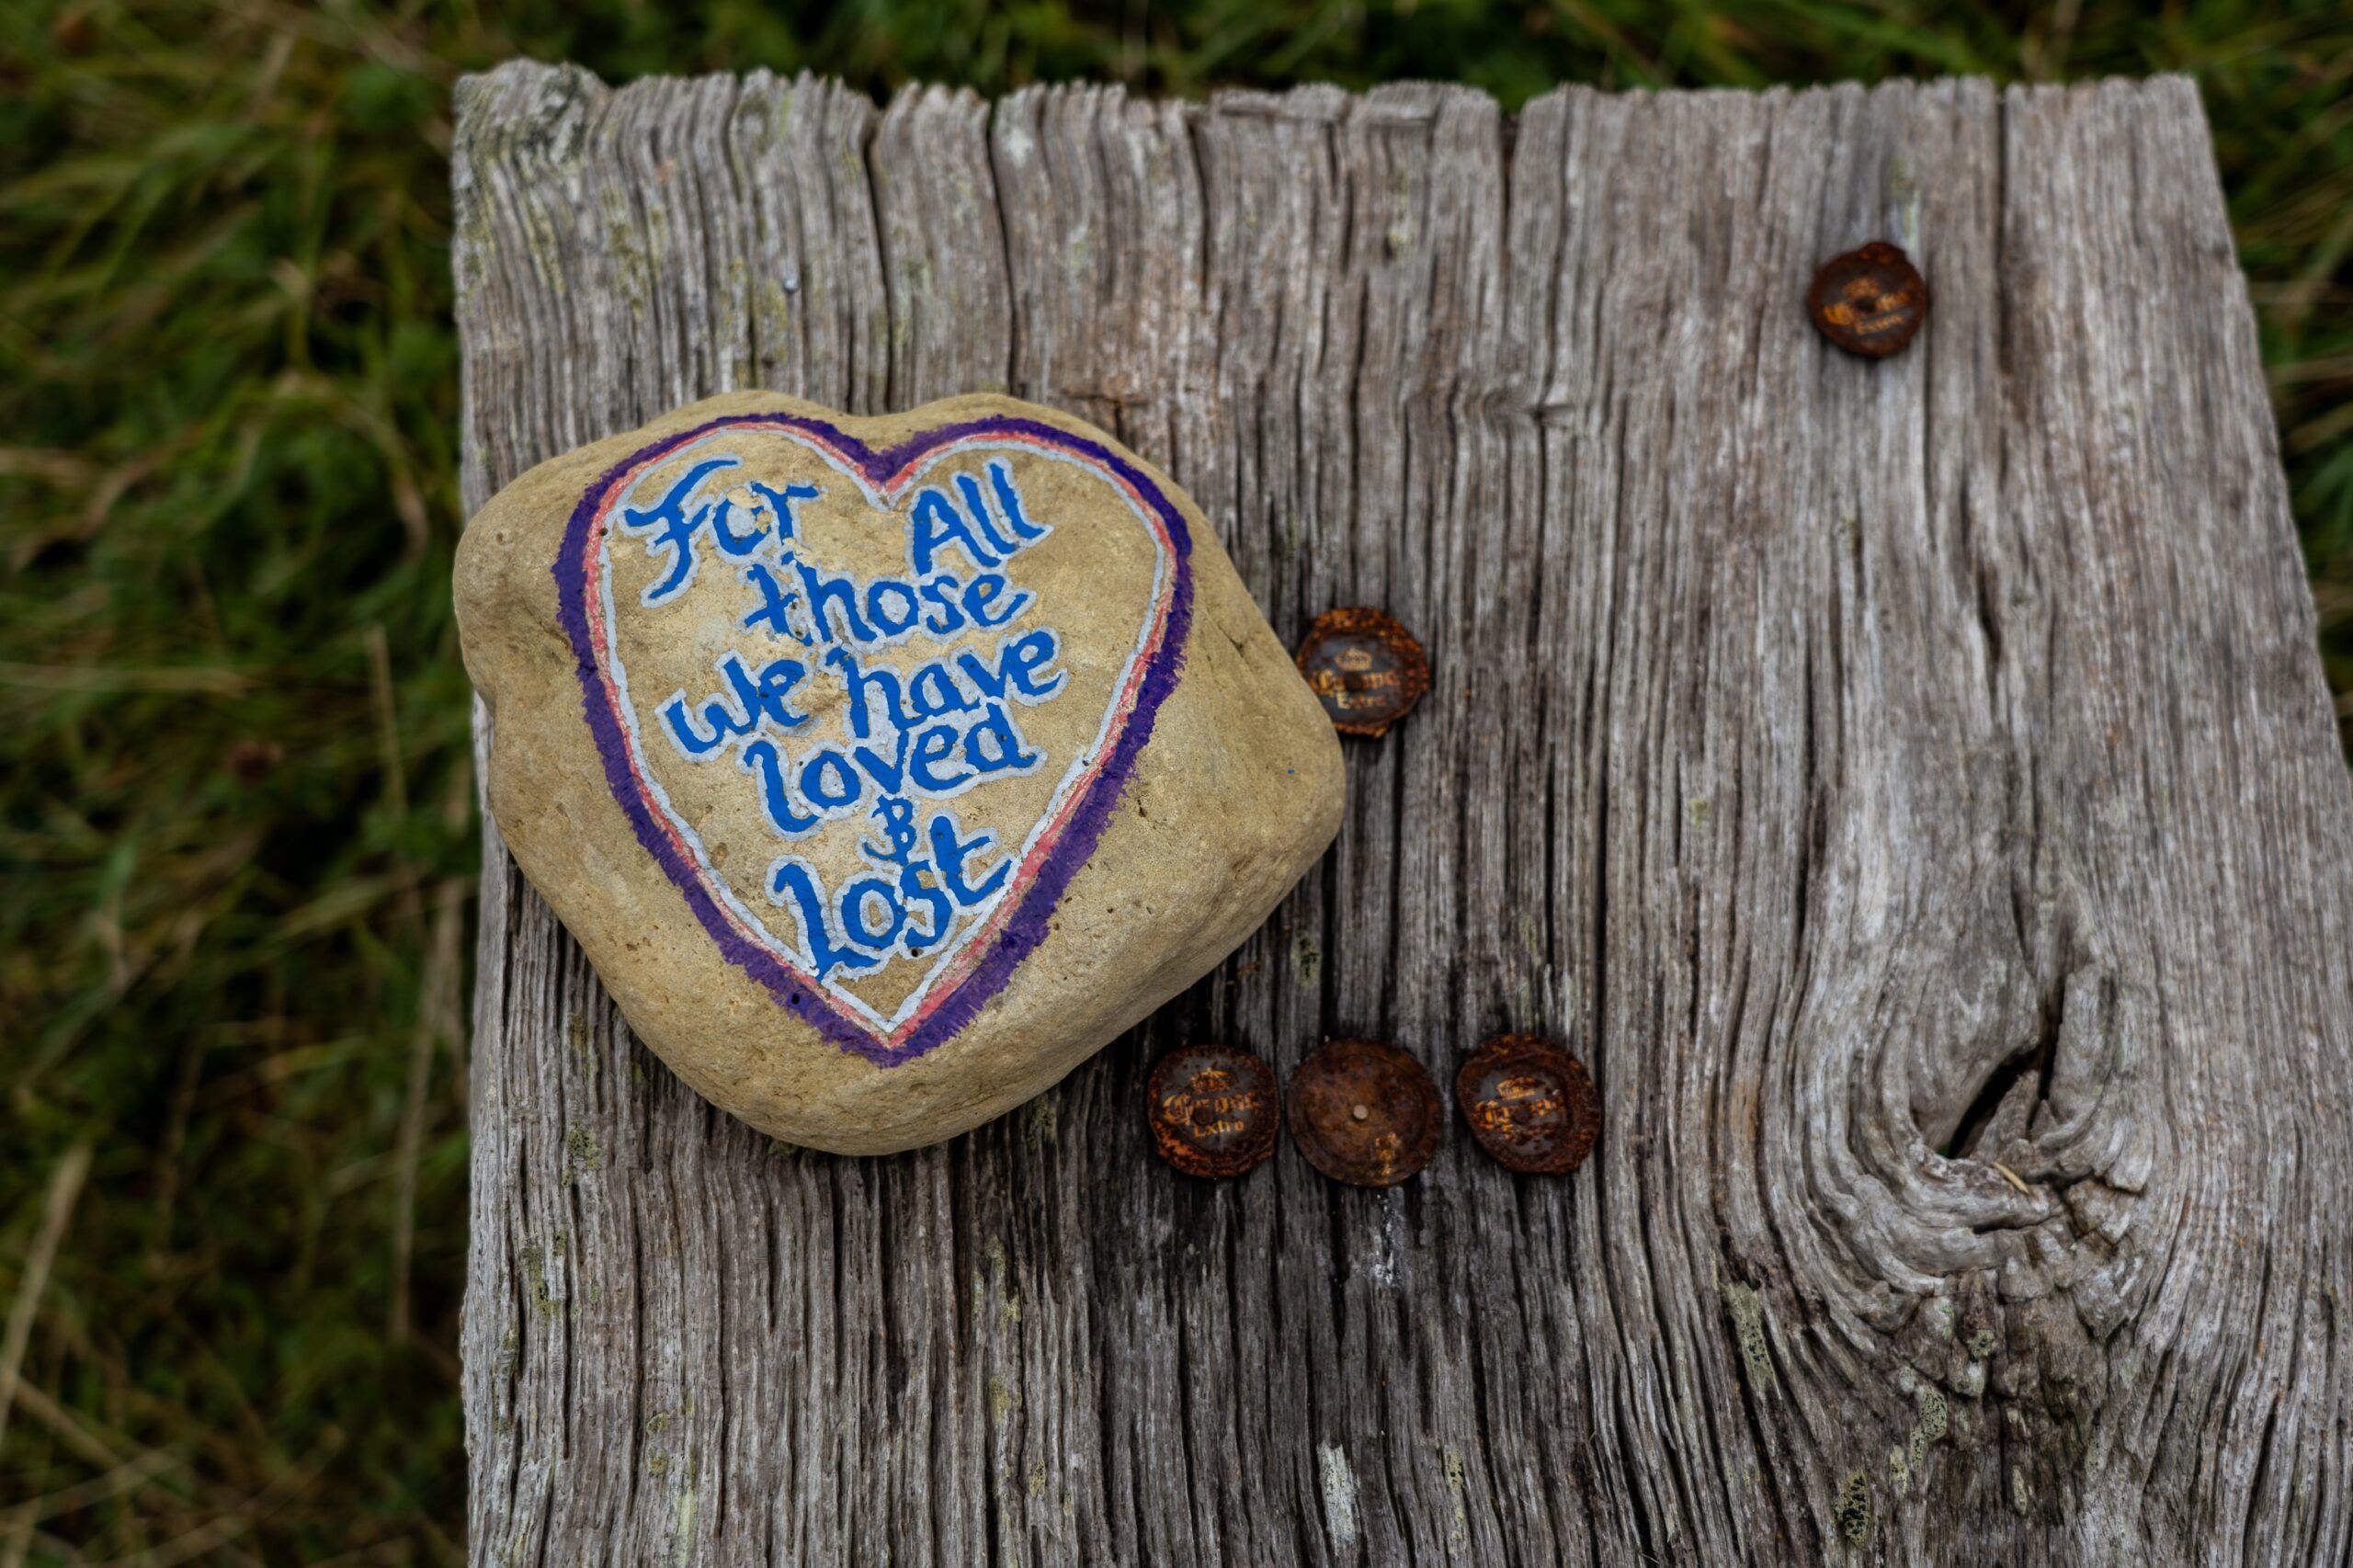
[864,794,922,867]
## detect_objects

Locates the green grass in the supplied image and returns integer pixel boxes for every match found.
[2,1,2347,1559]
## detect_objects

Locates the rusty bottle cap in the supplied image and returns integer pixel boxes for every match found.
[1146,1045,1279,1177]
[1286,1039,1443,1187]
[1457,1034,1599,1174]
[1806,241,1928,358]
[1295,608,1431,738]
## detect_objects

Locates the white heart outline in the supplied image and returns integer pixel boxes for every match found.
[564,413,1186,1062]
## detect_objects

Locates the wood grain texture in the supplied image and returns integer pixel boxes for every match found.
[452,63,2353,1565]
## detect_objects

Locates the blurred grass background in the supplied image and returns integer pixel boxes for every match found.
[1,0,2347,1560]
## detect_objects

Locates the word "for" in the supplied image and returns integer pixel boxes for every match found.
[616,454,1053,648]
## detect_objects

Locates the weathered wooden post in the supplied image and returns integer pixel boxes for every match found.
[453,63,2353,1563]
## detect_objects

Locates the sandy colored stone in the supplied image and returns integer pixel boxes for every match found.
[456,391,1342,1153]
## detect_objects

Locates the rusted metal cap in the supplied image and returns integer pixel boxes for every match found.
[1456,1034,1599,1175]
[1146,1044,1279,1177]
[1286,1039,1443,1187]
[1806,241,1928,358]
[1295,608,1431,738]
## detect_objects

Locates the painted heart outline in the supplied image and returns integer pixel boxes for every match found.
[553,410,1194,1068]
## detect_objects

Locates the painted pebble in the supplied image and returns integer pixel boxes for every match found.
[456,392,1344,1153]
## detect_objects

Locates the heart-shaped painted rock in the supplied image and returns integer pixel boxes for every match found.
[457,392,1343,1153]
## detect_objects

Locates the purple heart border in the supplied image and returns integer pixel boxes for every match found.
[551,408,1195,1068]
